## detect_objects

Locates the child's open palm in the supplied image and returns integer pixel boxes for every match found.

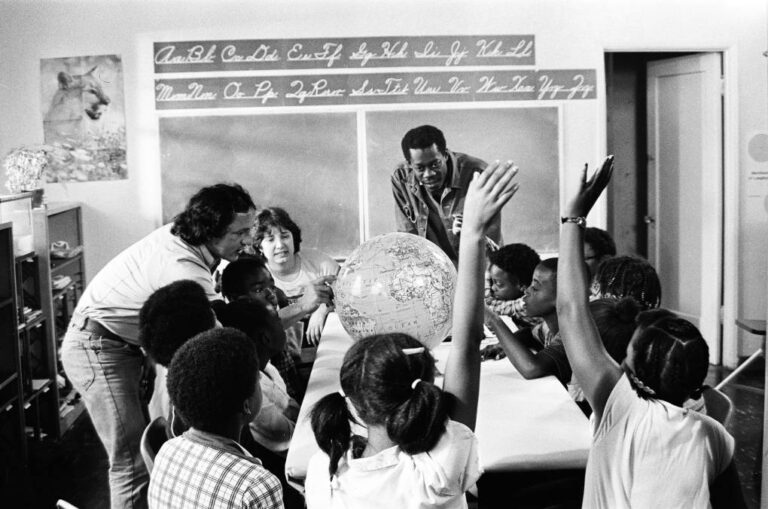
[462,160,520,235]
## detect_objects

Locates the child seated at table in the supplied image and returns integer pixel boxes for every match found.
[214,297,304,509]
[590,255,661,310]
[583,226,616,278]
[482,258,572,386]
[484,242,541,329]
[139,280,217,429]
[557,156,743,508]
[304,161,519,508]
[589,297,642,369]
[221,256,308,401]
[568,296,642,412]
[148,328,284,508]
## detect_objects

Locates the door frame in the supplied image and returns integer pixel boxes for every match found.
[599,46,740,367]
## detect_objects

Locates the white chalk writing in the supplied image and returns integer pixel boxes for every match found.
[477,74,534,94]
[413,40,470,66]
[286,42,344,68]
[222,81,279,104]
[412,76,471,95]
[286,79,345,104]
[537,74,595,100]
[475,39,534,59]
[156,82,217,101]
[155,44,217,65]
[221,44,280,63]
[349,42,410,67]
[350,78,409,97]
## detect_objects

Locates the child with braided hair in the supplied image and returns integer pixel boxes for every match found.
[557,156,743,508]
[583,226,616,277]
[304,161,520,509]
[590,255,662,310]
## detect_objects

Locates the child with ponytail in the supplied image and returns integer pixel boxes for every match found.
[557,156,744,508]
[305,161,520,508]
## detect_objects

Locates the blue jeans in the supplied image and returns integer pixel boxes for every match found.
[61,319,149,509]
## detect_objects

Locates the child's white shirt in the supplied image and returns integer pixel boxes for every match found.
[249,362,298,452]
[148,364,169,422]
[305,419,482,509]
[584,374,734,509]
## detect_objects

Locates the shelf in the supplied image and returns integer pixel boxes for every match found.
[14,251,36,264]
[51,254,83,274]
[0,372,19,391]
[17,313,46,332]
[1,395,18,414]
[59,398,85,434]
[23,378,53,406]
[52,281,77,300]
[58,388,85,435]
[46,202,81,217]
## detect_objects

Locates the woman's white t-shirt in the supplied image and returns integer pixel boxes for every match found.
[305,419,482,509]
[271,248,339,301]
[583,374,734,509]
[271,248,339,355]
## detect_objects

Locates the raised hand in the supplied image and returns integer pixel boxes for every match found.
[565,155,614,218]
[462,160,520,235]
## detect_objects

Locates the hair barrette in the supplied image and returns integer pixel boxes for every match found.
[411,378,422,390]
[403,347,425,355]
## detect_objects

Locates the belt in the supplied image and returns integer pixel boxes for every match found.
[78,315,125,343]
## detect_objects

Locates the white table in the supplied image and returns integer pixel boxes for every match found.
[285,313,591,488]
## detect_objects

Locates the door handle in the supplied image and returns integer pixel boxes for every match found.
[644,215,656,224]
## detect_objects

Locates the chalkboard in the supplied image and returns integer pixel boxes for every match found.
[366,107,560,252]
[159,113,360,258]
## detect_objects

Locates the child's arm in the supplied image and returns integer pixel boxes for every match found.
[556,156,620,419]
[485,312,561,380]
[306,305,331,344]
[276,275,336,328]
[444,161,519,430]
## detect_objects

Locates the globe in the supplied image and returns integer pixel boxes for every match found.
[334,232,457,349]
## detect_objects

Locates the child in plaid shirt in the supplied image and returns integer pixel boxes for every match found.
[484,243,541,329]
[148,328,284,509]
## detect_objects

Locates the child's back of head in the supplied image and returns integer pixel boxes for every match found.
[487,243,541,301]
[591,255,661,310]
[139,279,216,366]
[166,327,261,435]
[584,227,616,275]
[589,297,642,365]
[213,297,286,371]
[625,310,709,406]
[310,333,448,476]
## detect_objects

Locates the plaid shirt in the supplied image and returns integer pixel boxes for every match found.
[484,274,541,329]
[149,428,284,509]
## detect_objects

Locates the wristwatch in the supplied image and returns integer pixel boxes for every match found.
[560,216,586,229]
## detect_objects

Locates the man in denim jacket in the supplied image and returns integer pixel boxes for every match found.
[391,124,502,263]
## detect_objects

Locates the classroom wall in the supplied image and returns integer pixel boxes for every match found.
[1,0,766,355]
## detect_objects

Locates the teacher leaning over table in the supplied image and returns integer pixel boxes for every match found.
[60,183,256,509]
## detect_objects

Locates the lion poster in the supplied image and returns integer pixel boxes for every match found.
[40,54,127,182]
